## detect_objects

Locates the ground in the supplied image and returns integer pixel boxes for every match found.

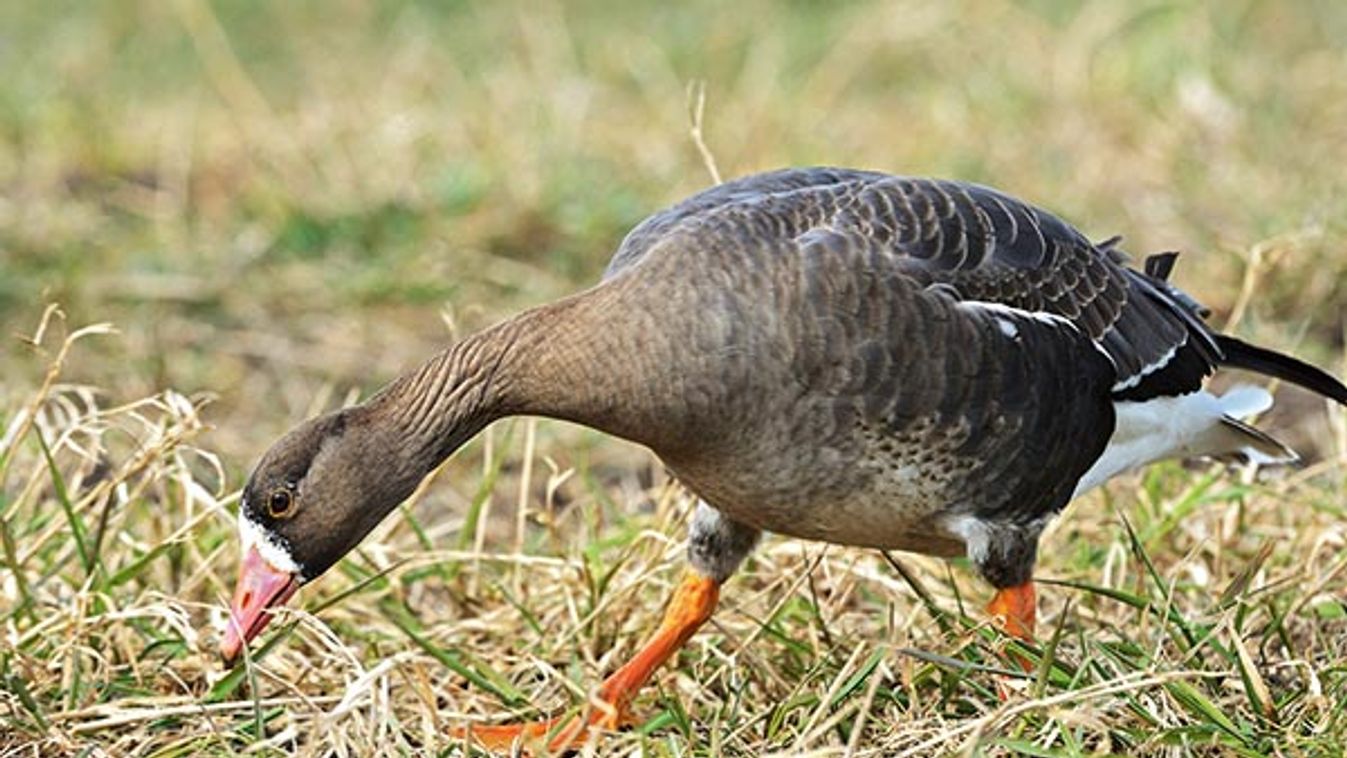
[2,1,1346,755]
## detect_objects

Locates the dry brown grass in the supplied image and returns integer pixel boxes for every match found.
[3,1,1347,755]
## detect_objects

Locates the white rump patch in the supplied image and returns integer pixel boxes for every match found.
[237,508,302,575]
[1072,385,1287,498]
[1210,384,1274,417]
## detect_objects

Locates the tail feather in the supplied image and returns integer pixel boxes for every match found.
[1073,385,1299,498]
[1210,416,1300,466]
[1215,335,1347,405]
[1211,384,1298,465]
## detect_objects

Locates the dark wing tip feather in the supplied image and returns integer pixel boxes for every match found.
[1142,252,1211,318]
[1144,251,1179,280]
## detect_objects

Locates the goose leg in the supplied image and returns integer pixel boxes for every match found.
[986,580,1036,641]
[451,502,758,754]
[986,580,1037,688]
[452,571,720,753]
[969,524,1040,676]
[965,523,1040,644]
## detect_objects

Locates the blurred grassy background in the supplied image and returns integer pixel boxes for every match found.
[3,0,1346,755]
[5,0,1345,454]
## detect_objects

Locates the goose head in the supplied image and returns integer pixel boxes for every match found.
[219,407,422,663]
[217,298,652,664]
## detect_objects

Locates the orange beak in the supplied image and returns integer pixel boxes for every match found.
[220,546,300,665]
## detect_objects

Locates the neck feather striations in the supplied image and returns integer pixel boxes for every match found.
[360,279,689,482]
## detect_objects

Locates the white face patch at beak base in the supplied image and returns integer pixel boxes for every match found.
[237,508,303,577]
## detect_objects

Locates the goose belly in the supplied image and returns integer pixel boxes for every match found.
[773,458,969,556]
[673,441,972,558]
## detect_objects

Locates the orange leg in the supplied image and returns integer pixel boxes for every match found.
[985,581,1036,641]
[451,571,720,754]
[986,581,1037,676]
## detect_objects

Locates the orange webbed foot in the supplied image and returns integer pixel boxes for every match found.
[449,707,629,755]
[450,571,720,754]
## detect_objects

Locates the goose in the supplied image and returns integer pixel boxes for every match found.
[219,167,1347,752]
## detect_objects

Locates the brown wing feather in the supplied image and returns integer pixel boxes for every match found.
[609,167,1219,397]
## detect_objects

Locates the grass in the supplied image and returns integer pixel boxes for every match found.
[2,0,1346,755]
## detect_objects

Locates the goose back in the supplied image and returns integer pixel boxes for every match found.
[596,171,1134,555]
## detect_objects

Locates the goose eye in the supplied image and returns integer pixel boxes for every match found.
[267,488,296,519]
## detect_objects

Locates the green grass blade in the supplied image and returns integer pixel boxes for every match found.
[107,540,177,588]
[34,428,93,576]
[1165,679,1245,743]
[829,647,886,708]
[883,552,954,634]
[397,501,436,552]
[1232,630,1277,722]
[456,424,516,553]
[205,624,299,703]
[1217,540,1275,610]
[4,670,51,733]
[385,604,529,708]
[0,516,35,623]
